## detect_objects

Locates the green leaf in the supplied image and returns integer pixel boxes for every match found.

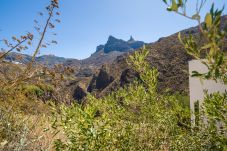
[201,43,212,50]
[162,0,168,4]
[191,71,203,77]
[177,0,183,6]
[205,13,212,28]
[178,32,182,43]
[167,7,172,11]
[210,3,214,16]
[172,0,178,11]
[217,55,223,66]
[209,47,215,57]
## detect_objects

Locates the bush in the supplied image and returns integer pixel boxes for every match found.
[52,49,227,150]
[22,84,45,97]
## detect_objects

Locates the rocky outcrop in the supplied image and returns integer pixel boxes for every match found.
[120,68,139,86]
[82,36,145,67]
[73,84,87,103]
[96,45,105,52]
[5,35,145,68]
[87,66,114,93]
[96,68,114,90]
[104,36,132,53]
[103,36,145,53]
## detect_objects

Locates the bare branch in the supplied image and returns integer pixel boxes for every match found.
[0,38,28,60]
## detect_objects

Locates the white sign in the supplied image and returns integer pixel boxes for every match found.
[189,60,227,126]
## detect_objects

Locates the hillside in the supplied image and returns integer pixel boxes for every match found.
[2,16,227,100]
[86,15,227,97]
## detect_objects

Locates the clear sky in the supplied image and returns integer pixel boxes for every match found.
[0,0,226,59]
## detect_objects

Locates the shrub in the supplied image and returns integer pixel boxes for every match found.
[22,84,45,97]
[51,50,190,150]
[52,49,227,150]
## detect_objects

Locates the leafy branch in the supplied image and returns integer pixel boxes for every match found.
[162,0,227,83]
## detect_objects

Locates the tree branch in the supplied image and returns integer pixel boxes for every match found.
[0,38,28,60]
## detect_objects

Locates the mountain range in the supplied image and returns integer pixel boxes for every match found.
[3,36,145,67]
[2,15,227,101]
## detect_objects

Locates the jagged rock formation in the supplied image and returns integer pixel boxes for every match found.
[103,36,144,53]
[87,65,114,93]
[120,68,140,86]
[96,45,105,52]
[103,36,132,53]
[73,84,87,103]
[82,36,145,66]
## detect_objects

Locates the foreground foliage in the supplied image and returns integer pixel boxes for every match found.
[163,0,227,83]
[52,50,227,151]
[0,0,226,150]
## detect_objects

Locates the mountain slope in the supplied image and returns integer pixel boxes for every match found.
[87,15,227,96]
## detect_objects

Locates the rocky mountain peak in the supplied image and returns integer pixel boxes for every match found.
[128,36,135,43]
[96,45,105,52]
[107,35,119,42]
[103,36,145,53]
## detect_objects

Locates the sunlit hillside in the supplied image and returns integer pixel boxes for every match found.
[0,0,227,150]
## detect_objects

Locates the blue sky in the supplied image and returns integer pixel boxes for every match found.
[0,0,226,59]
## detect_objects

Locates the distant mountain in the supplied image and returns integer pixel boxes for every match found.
[3,36,145,67]
[36,55,67,66]
[82,49,124,67]
[3,52,80,67]
[82,36,145,66]
[4,52,32,64]
[102,35,144,53]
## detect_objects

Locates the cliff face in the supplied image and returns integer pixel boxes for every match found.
[103,36,144,53]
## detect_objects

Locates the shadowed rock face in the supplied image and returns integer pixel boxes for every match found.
[104,36,132,53]
[73,85,87,103]
[120,69,139,86]
[96,45,105,52]
[96,68,114,90]
[87,66,114,92]
[103,36,145,53]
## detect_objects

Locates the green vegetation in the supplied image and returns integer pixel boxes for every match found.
[52,50,227,150]
[0,0,226,150]
[163,0,227,83]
